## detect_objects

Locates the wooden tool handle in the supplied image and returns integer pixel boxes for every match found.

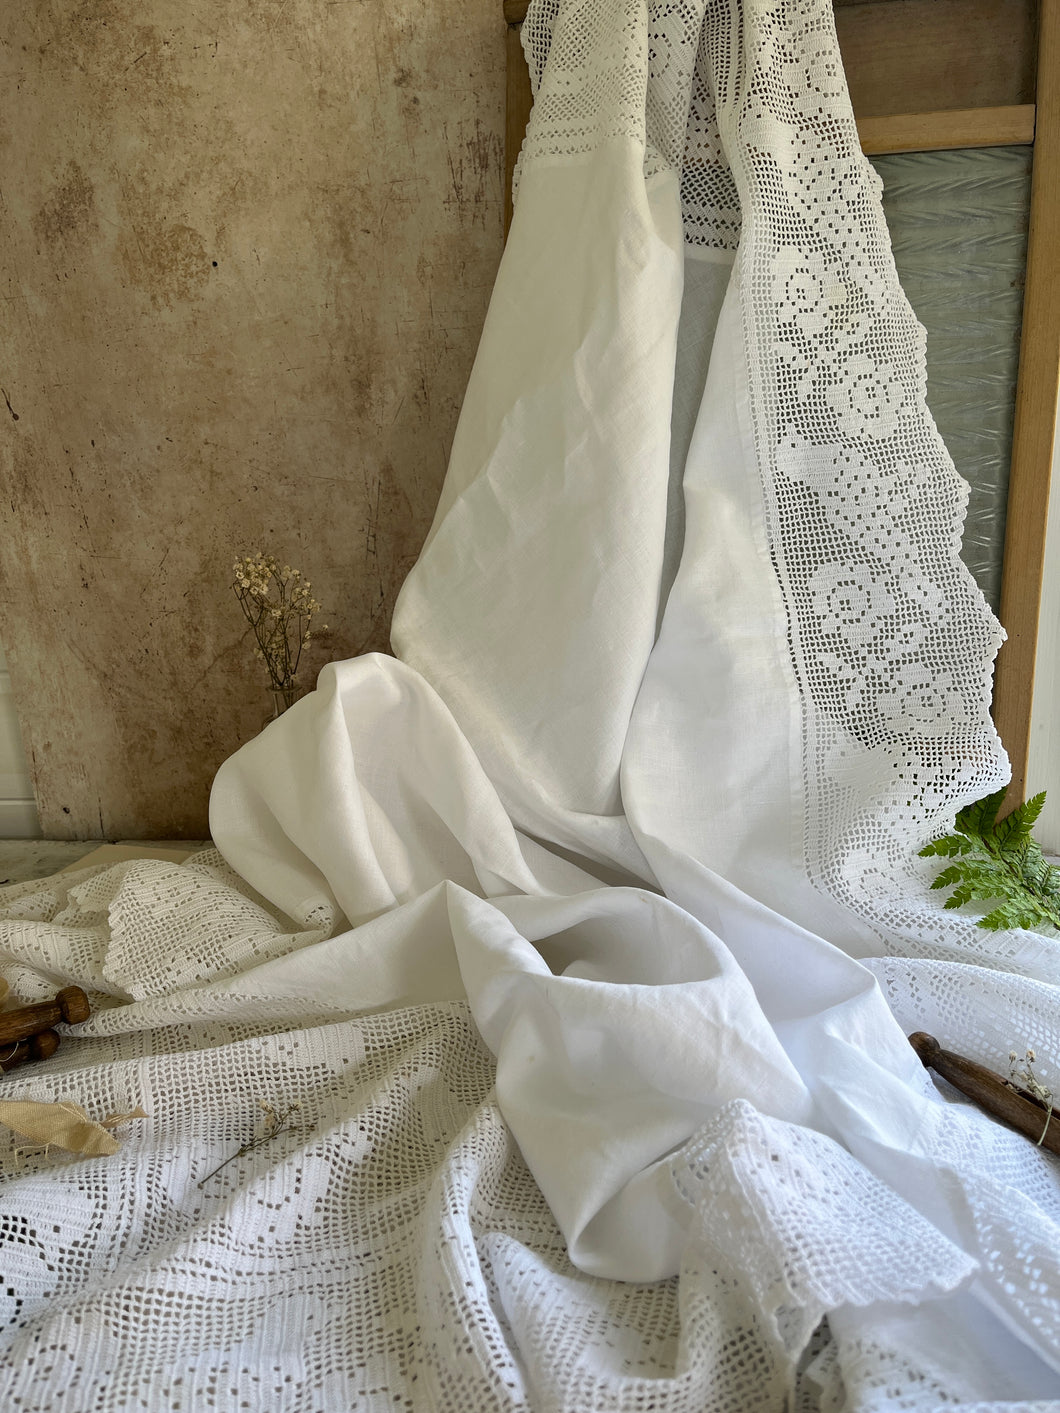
[909,1031,1060,1156]
[0,986,90,1045]
[0,1029,60,1071]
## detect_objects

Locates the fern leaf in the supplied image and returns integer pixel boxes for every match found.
[918,834,971,859]
[978,899,1046,932]
[921,787,1060,934]
[1021,791,1047,831]
[943,886,978,911]
[953,788,1006,840]
[929,865,966,891]
[943,861,1011,893]
[1022,842,1052,890]
[993,811,1031,853]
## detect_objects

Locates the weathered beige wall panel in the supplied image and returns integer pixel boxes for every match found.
[0,0,505,838]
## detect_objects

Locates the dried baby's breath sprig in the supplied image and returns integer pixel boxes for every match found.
[232,552,329,707]
[197,1099,302,1187]
[1007,1048,1054,1145]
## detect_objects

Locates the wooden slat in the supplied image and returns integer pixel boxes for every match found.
[835,0,1036,117]
[857,105,1035,154]
[507,0,1037,111]
[994,0,1060,807]
[505,21,533,236]
[502,3,1037,200]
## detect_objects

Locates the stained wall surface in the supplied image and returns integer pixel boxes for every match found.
[0,0,505,838]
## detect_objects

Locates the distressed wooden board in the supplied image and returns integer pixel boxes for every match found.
[834,0,1037,117]
[996,0,1060,808]
[858,106,1036,154]
[0,0,506,838]
[505,21,535,235]
[502,0,1038,185]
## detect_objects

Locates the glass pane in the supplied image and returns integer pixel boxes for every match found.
[871,145,1032,611]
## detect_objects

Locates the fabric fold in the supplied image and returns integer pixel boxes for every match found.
[2,1,1059,1407]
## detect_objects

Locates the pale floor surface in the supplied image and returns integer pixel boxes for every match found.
[0,840,209,886]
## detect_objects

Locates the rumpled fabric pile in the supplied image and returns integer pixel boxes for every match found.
[1,0,1058,1407]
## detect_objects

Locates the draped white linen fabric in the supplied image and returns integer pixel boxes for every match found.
[2,0,1060,1408]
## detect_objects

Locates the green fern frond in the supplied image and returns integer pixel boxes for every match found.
[919,789,1060,935]
[1019,791,1047,831]
[919,834,972,859]
[953,788,1006,839]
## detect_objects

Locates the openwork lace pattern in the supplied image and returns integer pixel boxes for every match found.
[1,4,1057,1408]
[705,0,1018,965]
[519,0,1040,973]
[7,856,1059,1407]
[520,0,741,248]
[0,969,996,1411]
[0,961,926,1413]
[518,0,651,182]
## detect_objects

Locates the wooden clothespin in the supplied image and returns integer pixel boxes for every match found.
[910,1031,1059,1156]
[0,986,91,1073]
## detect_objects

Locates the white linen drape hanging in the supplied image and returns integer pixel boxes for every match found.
[2,1,1060,1408]
[396,0,1026,968]
[219,0,1060,1390]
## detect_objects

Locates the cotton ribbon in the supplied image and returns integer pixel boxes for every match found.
[211,0,1060,1397]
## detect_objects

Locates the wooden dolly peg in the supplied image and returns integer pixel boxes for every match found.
[0,1030,61,1071]
[910,1031,1060,1157]
[0,986,90,1047]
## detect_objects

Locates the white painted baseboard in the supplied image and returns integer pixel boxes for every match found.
[0,798,41,838]
[0,643,40,839]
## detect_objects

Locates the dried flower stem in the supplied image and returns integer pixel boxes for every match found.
[197,1100,301,1187]
[1008,1049,1054,1145]
[232,553,328,696]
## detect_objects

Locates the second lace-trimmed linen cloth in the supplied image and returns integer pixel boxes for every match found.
[2,1,1059,1408]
